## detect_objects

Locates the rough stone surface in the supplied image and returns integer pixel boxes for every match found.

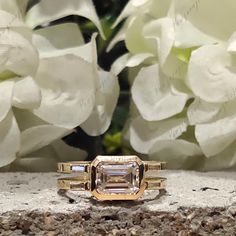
[1,206,236,235]
[0,171,236,235]
[0,171,236,213]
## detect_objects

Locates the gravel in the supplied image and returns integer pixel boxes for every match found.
[1,206,236,236]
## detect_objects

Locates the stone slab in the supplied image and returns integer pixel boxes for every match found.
[0,171,236,214]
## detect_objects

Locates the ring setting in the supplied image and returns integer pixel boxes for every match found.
[57,155,166,201]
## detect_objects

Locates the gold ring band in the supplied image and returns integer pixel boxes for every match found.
[57,177,167,191]
[57,155,166,201]
[57,161,166,174]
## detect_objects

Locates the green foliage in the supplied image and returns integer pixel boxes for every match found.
[103,131,133,155]
[103,132,122,154]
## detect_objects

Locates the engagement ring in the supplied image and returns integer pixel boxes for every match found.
[57,156,166,201]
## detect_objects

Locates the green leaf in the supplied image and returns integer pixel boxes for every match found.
[103,132,122,154]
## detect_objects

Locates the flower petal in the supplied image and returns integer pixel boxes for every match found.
[10,156,58,171]
[19,124,71,156]
[0,9,32,40]
[32,23,85,58]
[52,139,87,161]
[33,55,96,128]
[143,17,175,65]
[228,32,236,54]
[12,76,41,109]
[215,100,236,120]
[195,116,236,157]
[187,98,221,125]
[132,64,188,121]
[0,29,39,76]
[148,0,172,18]
[81,70,119,136]
[187,44,236,102]
[106,24,126,52]
[0,10,19,27]
[130,115,188,154]
[173,0,236,41]
[16,0,29,17]
[125,14,152,54]
[111,53,153,76]
[113,0,169,28]
[161,52,188,79]
[112,1,137,28]
[25,0,104,38]
[203,140,236,171]
[0,0,29,18]
[0,110,20,167]
[0,1,21,18]
[173,16,218,48]
[11,145,59,171]
[34,28,98,69]
[14,108,46,131]
[11,139,87,171]
[149,139,202,169]
[0,80,14,122]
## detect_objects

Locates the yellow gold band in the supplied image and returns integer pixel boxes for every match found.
[57,177,167,191]
[58,161,166,174]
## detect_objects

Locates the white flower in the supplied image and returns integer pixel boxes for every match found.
[187,43,236,103]
[0,0,119,169]
[111,0,236,170]
[132,64,188,121]
[129,115,188,154]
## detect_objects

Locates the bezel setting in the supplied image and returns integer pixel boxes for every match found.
[90,156,145,200]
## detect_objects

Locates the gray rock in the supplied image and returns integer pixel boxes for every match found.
[0,171,236,235]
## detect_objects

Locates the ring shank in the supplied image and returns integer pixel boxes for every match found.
[143,161,166,171]
[145,177,166,190]
[57,177,166,191]
[58,161,166,174]
[58,177,90,191]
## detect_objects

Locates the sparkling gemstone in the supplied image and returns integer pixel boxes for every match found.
[71,165,85,172]
[95,161,140,194]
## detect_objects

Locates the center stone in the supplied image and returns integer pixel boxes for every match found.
[95,161,140,195]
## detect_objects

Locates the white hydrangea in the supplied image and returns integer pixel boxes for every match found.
[0,0,119,170]
[111,0,236,170]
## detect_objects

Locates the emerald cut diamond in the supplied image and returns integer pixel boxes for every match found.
[95,161,140,195]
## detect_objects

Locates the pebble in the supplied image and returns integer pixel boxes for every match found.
[0,206,235,235]
[227,205,236,217]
